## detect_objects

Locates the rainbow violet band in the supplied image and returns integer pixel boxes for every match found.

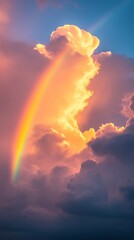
[12,46,69,181]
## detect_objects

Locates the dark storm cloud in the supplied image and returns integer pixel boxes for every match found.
[1,128,134,239]
[55,97,134,234]
[58,159,134,218]
[90,132,134,162]
[58,160,108,216]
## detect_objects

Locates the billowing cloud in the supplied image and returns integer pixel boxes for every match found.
[56,99,134,235]
[1,21,134,239]
[16,24,100,167]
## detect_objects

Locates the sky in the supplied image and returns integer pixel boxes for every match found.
[0,0,134,239]
[8,0,134,57]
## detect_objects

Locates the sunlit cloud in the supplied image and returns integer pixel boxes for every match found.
[0,16,134,238]
[12,25,100,180]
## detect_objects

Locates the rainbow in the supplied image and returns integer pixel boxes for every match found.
[12,46,69,181]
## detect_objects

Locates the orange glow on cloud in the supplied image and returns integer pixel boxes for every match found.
[12,45,69,180]
[96,123,124,137]
[12,25,100,180]
[35,25,100,152]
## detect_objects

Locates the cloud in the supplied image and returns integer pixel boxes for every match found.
[90,131,134,162]
[89,94,134,164]
[0,37,47,159]
[96,122,124,138]
[54,97,134,238]
[57,130,134,236]
[50,25,99,56]
[0,25,100,182]
[21,25,100,157]
[59,160,108,216]
[1,23,134,239]
[27,125,70,171]
[121,93,134,119]
[78,54,134,131]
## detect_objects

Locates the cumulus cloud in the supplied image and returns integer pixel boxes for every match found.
[23,25,100,157]
[0,25,100,180]
[1,21,134,239]
[50,25,99,56]
[57,101,134,228]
